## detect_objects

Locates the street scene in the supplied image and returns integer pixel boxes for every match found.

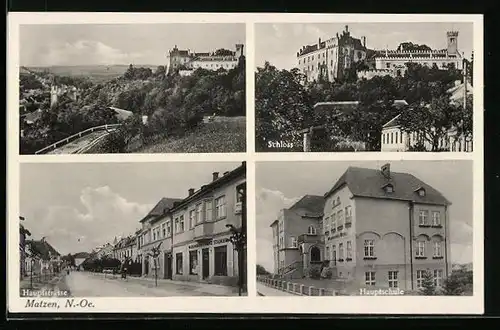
[19,23,246,154]
[255,160,473,296]
[20,161,247,297]
[255,22,474,152]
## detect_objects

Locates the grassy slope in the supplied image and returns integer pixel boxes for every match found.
[134,117,246,153]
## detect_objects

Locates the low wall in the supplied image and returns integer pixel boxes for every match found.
[256,276,341,296]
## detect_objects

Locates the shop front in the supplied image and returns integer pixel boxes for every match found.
[172,235,239,286]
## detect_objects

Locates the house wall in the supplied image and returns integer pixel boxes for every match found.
[324,185,356,279]
[171,176,246,286]
[353,197,412,290]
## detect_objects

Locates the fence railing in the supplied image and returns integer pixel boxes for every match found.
[257,275,340,296]
[34,124,121,155]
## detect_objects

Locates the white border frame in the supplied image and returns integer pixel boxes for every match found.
[7,12,483,314]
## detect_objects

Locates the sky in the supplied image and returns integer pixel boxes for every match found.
[255,22,474,70]
[20,23,245,67]
[255,160,474,272]
[19,161,242,255]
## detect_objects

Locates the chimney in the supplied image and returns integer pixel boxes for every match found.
[345,25,349,33]
[223,171,229,176]
[381,163,391,179]
[188,188,195,196]
[318,37,321,46]
[212,172,219,181]
[362,36,366,47]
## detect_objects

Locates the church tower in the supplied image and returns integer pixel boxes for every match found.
[446,31,459,55]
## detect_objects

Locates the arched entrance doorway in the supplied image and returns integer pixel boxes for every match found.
[310,246,321,263]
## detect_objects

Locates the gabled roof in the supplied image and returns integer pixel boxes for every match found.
[324,166,450,206]
[288,195,325,218]
[73,252,90,259]
[139,197,183,223]
[382,114,401,129]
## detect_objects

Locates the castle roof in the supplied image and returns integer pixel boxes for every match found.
[324,166,450,206]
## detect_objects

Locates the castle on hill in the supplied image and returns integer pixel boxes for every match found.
[166,44,244,76]
[296,25,465,82]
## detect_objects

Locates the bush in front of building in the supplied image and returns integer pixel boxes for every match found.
[308,266,322,280]
[321,267,333,279]
[419,270,437,295]
[442,265,473,296]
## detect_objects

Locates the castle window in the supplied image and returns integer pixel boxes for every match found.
[307,225,316,235]
[386,63,391,68]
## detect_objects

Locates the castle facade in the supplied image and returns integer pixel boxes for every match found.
[166,44,244,75]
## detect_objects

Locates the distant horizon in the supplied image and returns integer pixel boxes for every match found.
[20,24,245,67]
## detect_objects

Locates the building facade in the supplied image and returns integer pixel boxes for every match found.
[112,236,138,263]
[136,162,247,287]
[380,82,473,152]
[271,164,452,292]
[270,195,325,278]
[321,164,451,291]
[166,44,244,74]
[297,25,367,82]
[361,31,464,80]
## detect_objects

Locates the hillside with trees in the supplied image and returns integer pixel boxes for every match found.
[255,60,470,152]
[20,58,246,154]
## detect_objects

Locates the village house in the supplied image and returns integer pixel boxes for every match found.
[112,235,138,263]
[136,162,246,287]
[137,197,183,277]
[24,238,62,277]
[380,81,473,152]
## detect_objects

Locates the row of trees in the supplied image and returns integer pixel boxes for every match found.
[255,61,472,152]
[80,256,141,276]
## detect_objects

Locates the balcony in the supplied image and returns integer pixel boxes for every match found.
[234,202,243,215]
[193,222,214,241]
[298,234,321,244]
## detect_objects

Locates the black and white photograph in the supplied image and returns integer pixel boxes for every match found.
[19,161,247,297]
[255,22,474,152]
[19,23,246,155]
[256,160,473,296]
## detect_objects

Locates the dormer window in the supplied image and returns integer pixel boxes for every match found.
[382,183,394,193]
[415,187,426,197]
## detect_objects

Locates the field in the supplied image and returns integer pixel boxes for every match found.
[134,116,246,153]
[26,65,159,83]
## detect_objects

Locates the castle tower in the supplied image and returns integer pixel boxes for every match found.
[447,31,459,55]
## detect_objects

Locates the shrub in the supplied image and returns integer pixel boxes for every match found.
[419,270,437,295]
[321,267,333,279]
[308,266,322,279]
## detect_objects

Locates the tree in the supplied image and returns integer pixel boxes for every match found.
[419,270,437,295]
[255,62,313,151]
[442,265,473,295]
[398,95,459,151]
[256,264,270,276]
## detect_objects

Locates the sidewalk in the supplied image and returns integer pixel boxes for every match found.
[89,272,243,296]
[257,283,297,296]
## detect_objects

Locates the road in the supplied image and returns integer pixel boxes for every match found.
[64,271,233,297]
[47,131,110,154]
